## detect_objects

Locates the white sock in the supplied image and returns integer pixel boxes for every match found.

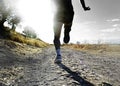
[56,49,61,56]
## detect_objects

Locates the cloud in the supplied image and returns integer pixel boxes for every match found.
[83,21,96,25]
[112,24,118,27]
[107,18,120,22]
[101,28,120,32]
[112,24,120,27]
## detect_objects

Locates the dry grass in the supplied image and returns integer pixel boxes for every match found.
[1,28,49,48]
[62,43,120,55]
[63,44,107,50]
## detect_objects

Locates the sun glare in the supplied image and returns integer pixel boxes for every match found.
[16,0,54,43]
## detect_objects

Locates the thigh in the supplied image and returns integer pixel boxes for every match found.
[53,21,63,38]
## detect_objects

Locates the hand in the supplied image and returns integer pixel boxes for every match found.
[84,6,91,11]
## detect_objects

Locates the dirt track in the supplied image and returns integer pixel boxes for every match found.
[0,41,120,86]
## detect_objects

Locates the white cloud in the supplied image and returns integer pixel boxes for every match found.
[81,21,96,25]
[112,24,119,27]
[101,28,120,32]
[107,18,120,22]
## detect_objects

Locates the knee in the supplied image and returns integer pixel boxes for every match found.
[53,36,60,43]
[64,23,72,29]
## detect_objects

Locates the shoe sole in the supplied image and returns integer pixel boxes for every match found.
[54,59,62,64]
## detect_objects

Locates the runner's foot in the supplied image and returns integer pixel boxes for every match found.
[54,55,62,63]
[64,29,71,43]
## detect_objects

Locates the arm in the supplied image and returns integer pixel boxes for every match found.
[80,0,90,11]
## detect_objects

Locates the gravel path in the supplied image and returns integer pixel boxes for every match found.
[0,44,120,86]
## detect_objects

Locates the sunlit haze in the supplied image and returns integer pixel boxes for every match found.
[16,0,54,43]
[10,0,120,44]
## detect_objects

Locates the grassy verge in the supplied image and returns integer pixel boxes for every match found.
[62,43,120,56]
[0,28,49,48]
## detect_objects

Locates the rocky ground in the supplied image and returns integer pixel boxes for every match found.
[0,39,120,86]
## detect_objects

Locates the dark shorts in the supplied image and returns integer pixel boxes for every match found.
[54,10,74,23]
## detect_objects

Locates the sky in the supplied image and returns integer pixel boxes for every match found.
[72,0,120,44]
[2,0,120,44]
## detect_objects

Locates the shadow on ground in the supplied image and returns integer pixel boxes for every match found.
[57,63,95,86]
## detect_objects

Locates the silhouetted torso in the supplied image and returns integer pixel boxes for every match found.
[54,0,73,12]
[53,0,74,23]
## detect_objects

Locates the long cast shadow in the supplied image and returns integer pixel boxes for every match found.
[57,63,95,86]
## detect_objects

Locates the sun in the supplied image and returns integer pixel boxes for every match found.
[16,0,54,43]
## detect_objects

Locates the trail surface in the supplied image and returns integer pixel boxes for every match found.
[0,41,120,86]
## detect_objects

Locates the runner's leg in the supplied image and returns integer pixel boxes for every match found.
[63,23,72,43]
[53,21,63,56]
